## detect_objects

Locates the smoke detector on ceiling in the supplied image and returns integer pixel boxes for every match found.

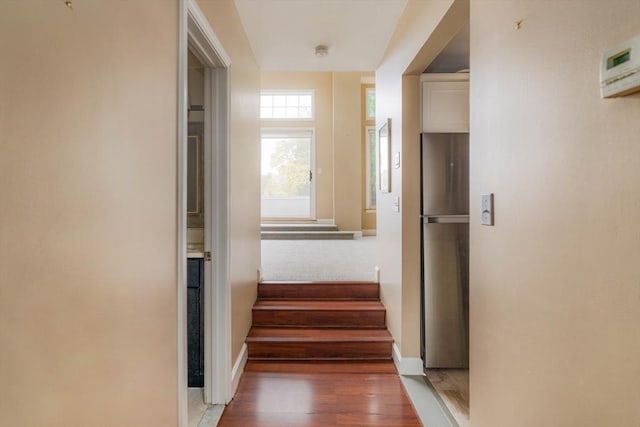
[315,45,329,58]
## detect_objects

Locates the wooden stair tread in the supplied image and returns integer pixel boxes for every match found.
[259,281,378,285]
[261,230,355,240]
[253,300,385,310]
[260,224,339,232]
[247,327,393,342]
[258,281,380,300]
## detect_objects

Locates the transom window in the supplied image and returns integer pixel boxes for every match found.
[260,90,314,120]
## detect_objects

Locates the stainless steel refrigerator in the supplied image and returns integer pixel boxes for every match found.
[420,133,469,369]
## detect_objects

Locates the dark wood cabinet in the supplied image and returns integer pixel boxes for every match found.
[187,258,204,387]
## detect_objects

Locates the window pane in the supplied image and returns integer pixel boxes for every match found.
[286,95,299,107]
[299,95,312,107]
[299,106,312,118]
[273,107,286,118]
[366,88,376,120]
[286,107,298,118]
[366,128,377,209]
[273,95,286,107]
[261,132,313,218]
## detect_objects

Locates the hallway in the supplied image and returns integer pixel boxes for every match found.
[206,238,460,427]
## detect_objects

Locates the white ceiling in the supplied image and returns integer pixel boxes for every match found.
[234,0,408,72]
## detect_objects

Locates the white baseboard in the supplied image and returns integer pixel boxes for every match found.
[353,231,363,239]
[362,229,377,236]
[230,343,248,396]
[316,218,335,224]
[393,343,424,376]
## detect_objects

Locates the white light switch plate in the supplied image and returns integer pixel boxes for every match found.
[393,196,400,212]
[481,193,494,226]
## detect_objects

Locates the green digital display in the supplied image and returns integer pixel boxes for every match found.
[608,49,631,69]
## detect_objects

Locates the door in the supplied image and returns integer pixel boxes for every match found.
[187,258,204,386]
[261,128,315,219]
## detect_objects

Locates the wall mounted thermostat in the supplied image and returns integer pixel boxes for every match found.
[600,35,640,98]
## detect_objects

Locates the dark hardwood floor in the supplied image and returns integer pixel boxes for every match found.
[217,361,422,427]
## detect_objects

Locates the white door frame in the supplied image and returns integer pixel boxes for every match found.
[178,0,231,426]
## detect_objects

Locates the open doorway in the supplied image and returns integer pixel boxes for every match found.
[420,18,470,427]
[186,47,206,421]
[179,1,231,426]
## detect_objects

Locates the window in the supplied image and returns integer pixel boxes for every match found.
[365,88,375,121]
[260,90,314,120]
[261,128,315,218]
[365,126,377,209]
[363,85,376,210]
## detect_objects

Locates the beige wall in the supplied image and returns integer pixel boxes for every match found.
[400,74,422,357]
[333,72,365,231]
[198,0,261,364]
[470,1,640,425]
[0,2,178,426]
[375,0,454,356]
[261,72,334,221]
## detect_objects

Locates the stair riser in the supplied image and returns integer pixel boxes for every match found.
[258,283,379,300]
[261,232,354,240]
[261,226,338,232]
[247,342,392,360]
[252,310,386,328]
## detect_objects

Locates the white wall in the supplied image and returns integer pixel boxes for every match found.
[470,1,640,425]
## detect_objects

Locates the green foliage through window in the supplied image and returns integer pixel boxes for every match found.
[366,88,376,121]
[366,127,377,209]
[261,136,311,198]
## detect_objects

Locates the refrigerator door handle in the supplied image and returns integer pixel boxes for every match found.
[422,214,469,224]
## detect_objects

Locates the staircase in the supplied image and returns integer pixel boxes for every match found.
[261,223,355,240]
[246,281,394,360]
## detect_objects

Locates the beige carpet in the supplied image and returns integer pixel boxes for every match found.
[261,236,377,281]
